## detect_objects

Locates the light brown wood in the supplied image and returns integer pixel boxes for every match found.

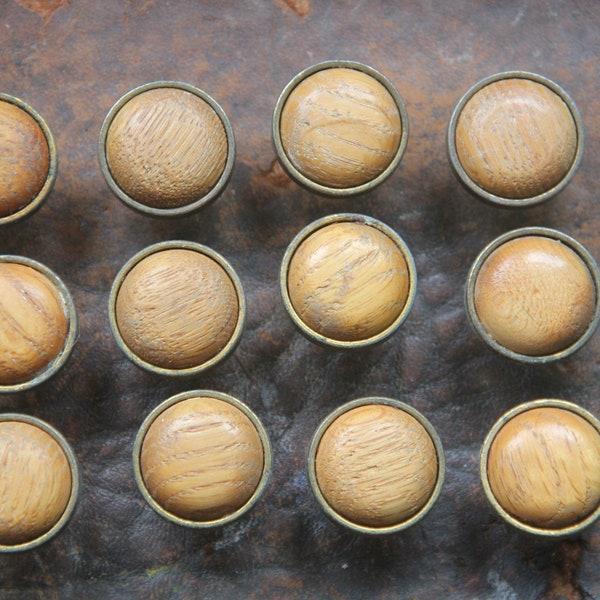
[115,249,239,369]
[287,221,409,342]
[279,67,402,188]
[474,236,596,356]
[487,407,600,529]
[106,87,228,209]
[0,100,50,218]
[0,263,69,385]
[140,396,264,522]
[455,78,577,199]
[315,404,438,528]
[0,421,72,545]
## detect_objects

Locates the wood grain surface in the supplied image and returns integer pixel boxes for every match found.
[455,78,577,200]
[279,67,402,188]
[487,407,600,529]
[287,221,410,342]
[0,99,49,217]
[140,396,265,522]
[0,421,72,546]
[115,248,239,370]
[473,235,596,356]
[314,404,438,528]
[0,263,68,384]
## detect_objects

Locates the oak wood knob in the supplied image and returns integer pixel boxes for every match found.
[0,262,69,385]
[473,234,596,357]
[455,77,578,200]
[114,246,242,372]
[139,395,266,523]
[105,86,229,210]
[486,406,600,530]
[286,219,412,344]
[278,66,403,190]
[314,403,440,529]
[0,420,73,546]
[0,99,50,218]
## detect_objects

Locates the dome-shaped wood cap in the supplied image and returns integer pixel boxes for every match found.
[481,399,600,536]
[466,228,599,363]
[99,82,235,217]
[448,72,583,206]
[308,397,444,534]
[133,390,271,527]
[273,61,408,196]
[0,94,56,224]
[281,214,416,348]
[109,241,245,376]
[0,414,79,552]
[0,256,78,393]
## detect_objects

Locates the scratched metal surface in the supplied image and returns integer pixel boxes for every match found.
[1,1,599,598]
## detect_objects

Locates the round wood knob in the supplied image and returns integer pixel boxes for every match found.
[471,232,597,358]
[484,403,600,532]
[0,97,51,220]
[103,83,232,213]
[112,243,244,374]
[275,62,406,194]
[137,393,269,525]
[283,216,415,346]
[0,419,75,548]
[310,400,443,532]
[0,262,70,386]
[452,74,580,203]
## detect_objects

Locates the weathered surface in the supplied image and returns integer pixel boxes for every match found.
[1,1,599,598]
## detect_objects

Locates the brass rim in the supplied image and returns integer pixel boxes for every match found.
[108,240,246,376]
[480,399,600,537]
[132,390,272,528]
[465,226,600,363]
[307,397,445,534]
[0,413,80,552]
[98,81,235,218]
[280,213,417,349]
[0,256,78,393]
[272,60,409,197]
[447,71,584,207]
[0,94,58,225]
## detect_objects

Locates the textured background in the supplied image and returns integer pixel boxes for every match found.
[1,1,599,598]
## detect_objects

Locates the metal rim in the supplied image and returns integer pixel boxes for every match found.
[307,397,445,535]
[98,81,235,218]
[447,71,584,207]
[465,227,600,363]
[280,213,417,349]
[480,399,600,537]
[108,240,246,376]
[0,413,80,552]
[132,389,272,528]
[0,93,58,225]
[272,60,409,197]
[0,256,78,393]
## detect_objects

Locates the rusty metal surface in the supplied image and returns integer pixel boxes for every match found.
[1,1,599,598]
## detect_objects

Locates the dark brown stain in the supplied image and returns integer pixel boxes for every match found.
[14,0,68,22]
[257,158,295,188]
[274,0,311,17]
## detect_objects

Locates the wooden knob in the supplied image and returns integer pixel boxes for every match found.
[105,86,230,210]
[455,77,578,200]
[278,65,403,191]
[139,395,266,523]
[472,234,597,357]
[285,218,412,344]
[486,405,600,530]
[0,420,73,546]
[0,98,50,219]
[313,403,440,530]
[0,262,69,385]
[114,245,242,372]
